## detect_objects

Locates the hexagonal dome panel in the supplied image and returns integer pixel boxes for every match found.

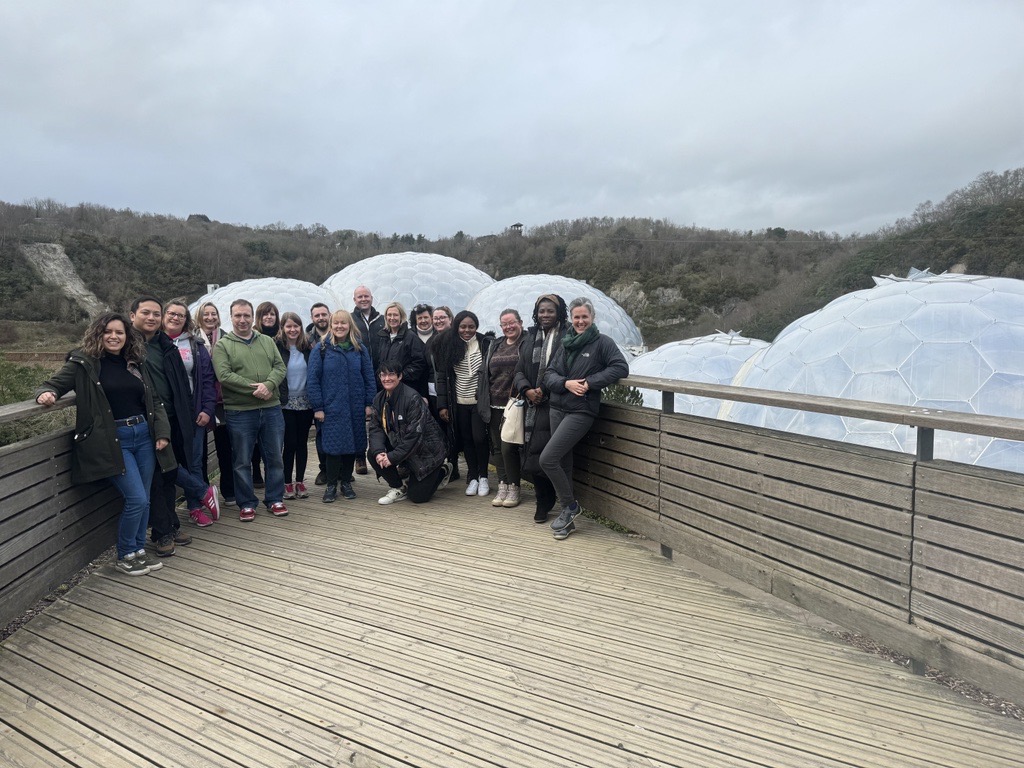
[321,252,494,314]
[466,274,644,349]
[631,332,769,416]
[189,278,341,329]
[721,271,1024,473]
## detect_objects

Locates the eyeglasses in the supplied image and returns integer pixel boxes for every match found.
[165,311,186,320]
[500,322,520,329]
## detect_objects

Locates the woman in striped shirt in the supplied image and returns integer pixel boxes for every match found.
[434,310,493,497]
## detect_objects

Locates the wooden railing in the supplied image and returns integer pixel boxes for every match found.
[3,382,1023,703]
[573,375,1024,703]
[0,395,124,633]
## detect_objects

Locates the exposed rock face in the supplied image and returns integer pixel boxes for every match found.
[609,280,647,315]
[20,243,107,318]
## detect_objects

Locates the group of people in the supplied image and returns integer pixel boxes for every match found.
[34,284,629,576]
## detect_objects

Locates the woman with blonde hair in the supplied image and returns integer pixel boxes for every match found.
[307,309,376,502]
[541,297,629,540]
[373,301,428,397]
[192,300,234,503]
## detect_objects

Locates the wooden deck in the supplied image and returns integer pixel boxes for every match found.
[2,477,1023,767]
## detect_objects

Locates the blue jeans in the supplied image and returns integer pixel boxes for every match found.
[176,424,209,510]
[225,406,285,509]
[109,421,156,558]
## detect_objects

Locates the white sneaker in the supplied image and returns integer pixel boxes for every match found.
[378,487,408,505]
[478,478,490,496]
[465,479,479,496]
[438,461,454,491]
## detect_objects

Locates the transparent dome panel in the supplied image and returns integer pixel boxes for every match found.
[898,344,991,401]
[321,252,494,315]
[467,274,643,348]
[189,278,341,330]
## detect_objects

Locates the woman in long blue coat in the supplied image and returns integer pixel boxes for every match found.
[307,309,376,502]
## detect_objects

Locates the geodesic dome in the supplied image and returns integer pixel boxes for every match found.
[632,332,769,416]
[189,279,340,328]
[720,271,1024,473]
[466,274,644,350]
[321,252,494,314]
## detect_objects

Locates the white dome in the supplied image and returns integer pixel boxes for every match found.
[321,252,494,313]
[632,332,769,416]
[721,271,1024,473]
[189,278,340,327]
[466,274,644,349]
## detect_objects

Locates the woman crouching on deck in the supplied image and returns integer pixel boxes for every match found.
[34,312,175,575]
[368,362,453,506]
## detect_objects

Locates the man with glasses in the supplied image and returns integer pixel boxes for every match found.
[212,299,288,522]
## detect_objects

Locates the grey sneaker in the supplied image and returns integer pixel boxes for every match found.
[135,549,163,572]
[492,481,508,507]
[115,553,150,576]
[550,501,580,531]
[552,521,576,541]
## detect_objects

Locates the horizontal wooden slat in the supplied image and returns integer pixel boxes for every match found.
[916,461,1024,510]
[669,466,911,558]
[915,518,1024,571]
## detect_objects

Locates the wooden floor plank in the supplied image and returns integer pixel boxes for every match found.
[1,480,1023,767]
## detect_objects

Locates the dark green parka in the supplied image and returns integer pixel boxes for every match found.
[34,349,175,485]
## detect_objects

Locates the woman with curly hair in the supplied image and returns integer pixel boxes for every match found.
[434,309,492,496]
[513,294,569,522]
[34,312,175,576]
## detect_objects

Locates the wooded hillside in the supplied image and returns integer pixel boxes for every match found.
[2,168,1022,347]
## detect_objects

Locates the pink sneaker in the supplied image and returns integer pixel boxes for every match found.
[189,508,213,527]
[239,507,256,522]
[202,486,220,521]
[283,483,296,499]
[270,502,289,517]
[295,481,309,498]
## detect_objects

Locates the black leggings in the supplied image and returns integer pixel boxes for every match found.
[454,403,488,481]
[325,453,356,485]
[282,408,314,483]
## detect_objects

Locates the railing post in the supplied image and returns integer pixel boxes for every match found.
[661,391,675,415]
[916,427,934,461]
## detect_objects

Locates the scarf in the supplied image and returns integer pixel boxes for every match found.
[562,324,599,369]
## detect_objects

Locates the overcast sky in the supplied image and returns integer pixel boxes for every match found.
[2,1,1022,238]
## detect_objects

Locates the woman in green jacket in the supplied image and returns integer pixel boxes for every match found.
[35,312,174,576]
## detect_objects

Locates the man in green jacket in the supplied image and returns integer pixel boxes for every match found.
[212,299,288,522]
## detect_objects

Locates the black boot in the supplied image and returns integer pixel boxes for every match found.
[322,484,338,503]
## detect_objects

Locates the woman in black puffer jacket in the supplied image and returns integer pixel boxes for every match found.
[540,297,629,540]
